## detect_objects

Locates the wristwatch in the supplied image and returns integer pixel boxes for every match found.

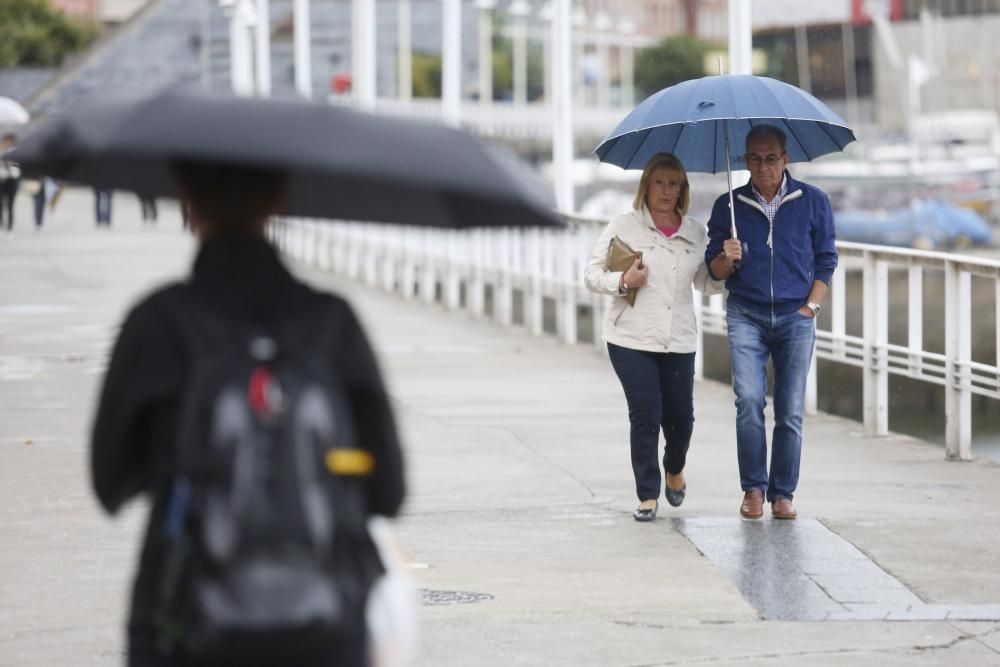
[806,302,821,317]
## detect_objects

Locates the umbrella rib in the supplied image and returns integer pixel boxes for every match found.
[782,120,809,160]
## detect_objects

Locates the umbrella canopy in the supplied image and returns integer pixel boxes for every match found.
[12,88,562,229]
[0,96,30,126]
[594,75,856,173]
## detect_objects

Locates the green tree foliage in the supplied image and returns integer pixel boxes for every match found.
[0,0,98,67]
[411,51,441,98]
[634,35,713,99]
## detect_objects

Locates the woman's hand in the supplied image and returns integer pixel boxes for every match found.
[621,257,648,290]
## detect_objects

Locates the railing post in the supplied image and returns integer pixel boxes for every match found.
[401,228,417,299]
[908,265,923,376]
[557,231,577,345]
[831,266,846,359]
[592,294,605,353]
[363,224,379,286]
[381,226,396,292]
[444,230,461,310]
[526,229,544,335]
[945,261,972,460]
[495,228,513,326]
[420,229,437,304]
[862,253,889,435]
[805,338,818,416]
[469,229,485,316]
[694,288,704,381]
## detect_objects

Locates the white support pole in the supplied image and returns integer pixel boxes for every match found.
[230,1,255,96]
[944,263,972,460]
[398,0,412,101]
[620,41,634,108]
[293,0,312,98]
[541,4,553,103]
[908,266,923,376]
[552,0,574,212]
[353,0,376,109]
[254,0,272,95]
[996,279,1000,371]
[841,22,860,129]
[618,15,635,108]
[511,1,529,107]
[441,0,462,126]
[862,254,889,436]
[477,1,494,116]
[571,8,586,105]
[794,24,811,93]
[593,11,611,109]
[727,0,752,75]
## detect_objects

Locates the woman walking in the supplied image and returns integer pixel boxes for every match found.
[584,153,723,522]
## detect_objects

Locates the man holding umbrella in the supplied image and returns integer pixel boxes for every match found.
[705,124,838,521]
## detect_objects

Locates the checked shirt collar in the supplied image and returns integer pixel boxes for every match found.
[750,174,788,224]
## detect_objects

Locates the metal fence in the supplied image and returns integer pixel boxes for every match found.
[272,216,1000,461]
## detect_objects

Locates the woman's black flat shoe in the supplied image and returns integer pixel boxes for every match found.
[665,484,687,507]
[633,502,657,522]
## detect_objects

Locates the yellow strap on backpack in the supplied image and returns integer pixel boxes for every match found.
[325,448,375,476]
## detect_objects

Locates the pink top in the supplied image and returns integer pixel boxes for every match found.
[656,225,679,237]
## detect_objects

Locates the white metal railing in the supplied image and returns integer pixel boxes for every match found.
[271,218,1000,461]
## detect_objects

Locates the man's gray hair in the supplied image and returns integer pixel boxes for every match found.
[745,125,787,153]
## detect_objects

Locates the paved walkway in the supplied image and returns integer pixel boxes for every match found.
[2,188,1000,665]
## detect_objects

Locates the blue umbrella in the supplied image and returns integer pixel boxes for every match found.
[594,75,857,237]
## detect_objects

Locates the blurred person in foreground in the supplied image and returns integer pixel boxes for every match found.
[705,124,838,521]
[90,161,406,666]
[584,153,724,522]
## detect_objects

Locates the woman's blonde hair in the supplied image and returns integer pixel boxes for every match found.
[633,153,690,216]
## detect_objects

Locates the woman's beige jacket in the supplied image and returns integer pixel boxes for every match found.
[584,206,725,354]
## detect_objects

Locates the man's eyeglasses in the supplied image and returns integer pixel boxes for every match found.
[744,153,785,167]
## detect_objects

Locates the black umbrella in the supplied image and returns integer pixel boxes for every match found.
[12,87,562,229]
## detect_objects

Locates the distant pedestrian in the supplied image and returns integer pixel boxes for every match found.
[584,153,724,522]
[30,176,58,229]
[94,188,113,226]
[138,194,157,223]
[705,124,838,521]
[0,133,21,231]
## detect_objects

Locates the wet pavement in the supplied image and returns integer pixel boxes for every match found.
[3,187,1000,665]
[674,517,1000,622]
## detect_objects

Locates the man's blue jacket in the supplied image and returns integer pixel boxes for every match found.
[704,171,838,315]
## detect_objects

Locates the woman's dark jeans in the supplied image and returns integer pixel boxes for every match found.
[607,343,695,501]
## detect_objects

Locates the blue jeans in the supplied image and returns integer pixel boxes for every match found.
[607,343,695,501]
[726,305,815,502]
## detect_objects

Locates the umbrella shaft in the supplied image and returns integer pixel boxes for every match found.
[723,121,738,240]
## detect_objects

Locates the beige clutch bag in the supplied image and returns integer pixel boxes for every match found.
[605,235,642,306]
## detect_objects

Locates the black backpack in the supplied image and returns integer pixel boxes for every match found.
[154,287,384,663]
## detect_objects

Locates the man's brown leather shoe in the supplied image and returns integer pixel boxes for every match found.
[771,497,797,520]
[739,490,764,519]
